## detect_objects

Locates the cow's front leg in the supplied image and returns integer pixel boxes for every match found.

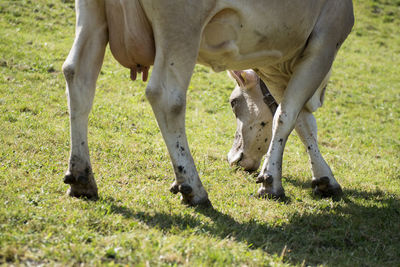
[256,103,289,199]
[62,0,108,199]
[257,33,340,199]
[295,110,342,198]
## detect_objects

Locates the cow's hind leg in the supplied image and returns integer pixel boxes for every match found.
[142,3,211,207]
[62,0,108,199]
[146,60,210,206]
[295,110,342,199]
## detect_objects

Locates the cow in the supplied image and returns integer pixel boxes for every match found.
[62,0,354,206]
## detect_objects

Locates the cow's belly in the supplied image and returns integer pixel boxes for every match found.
[198,0,325,71]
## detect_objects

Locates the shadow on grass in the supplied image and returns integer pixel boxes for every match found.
[284,175,312,190]
[106,188,400,266]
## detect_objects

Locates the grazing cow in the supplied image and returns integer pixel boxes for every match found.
[227,70,339,198]
[62,0,354,206]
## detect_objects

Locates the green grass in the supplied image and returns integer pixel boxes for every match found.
[1,0,399,265]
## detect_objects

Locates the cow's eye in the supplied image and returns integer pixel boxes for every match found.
[230,98,238,108]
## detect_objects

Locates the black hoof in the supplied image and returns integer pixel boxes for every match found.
[312,177,343,200]
[170,183,180,194]
[179,184,193,195]
[311,176,330,189]
[64,172,90,185]
[169,182,193,195]
[182,196,213,209]
[196,198,213,209]
[63,173,75,184]
[67,186,98,200]
[64,170,98,200]
[77,175,89,185]
[170,182,211,208]
[256,174,273,184]
[257,186,285,200]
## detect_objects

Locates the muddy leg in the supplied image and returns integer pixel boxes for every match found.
[295,110,342,198]
[62,0,108,199]
[143,5,211,206]
[146,66,211,206]
[257,27,340,199]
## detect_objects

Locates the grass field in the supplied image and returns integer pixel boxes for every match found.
[1,0,399,266]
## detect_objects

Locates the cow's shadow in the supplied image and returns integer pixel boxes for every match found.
[107,184,400,266]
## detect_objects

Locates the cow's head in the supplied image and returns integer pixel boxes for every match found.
[227,70,274,172]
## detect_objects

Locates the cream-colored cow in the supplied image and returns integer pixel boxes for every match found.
[63,0,354,206]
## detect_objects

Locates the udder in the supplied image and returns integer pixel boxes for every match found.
[105,0,155,81]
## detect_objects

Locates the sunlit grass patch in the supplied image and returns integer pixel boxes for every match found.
[0,0,399,265]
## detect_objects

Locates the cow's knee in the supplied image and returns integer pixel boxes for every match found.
[274,106,298,133]
[146,84,185,115]
[145,83,162,104]
[62,62,76,83]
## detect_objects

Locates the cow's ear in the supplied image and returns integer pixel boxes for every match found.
[228,70,245,88]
